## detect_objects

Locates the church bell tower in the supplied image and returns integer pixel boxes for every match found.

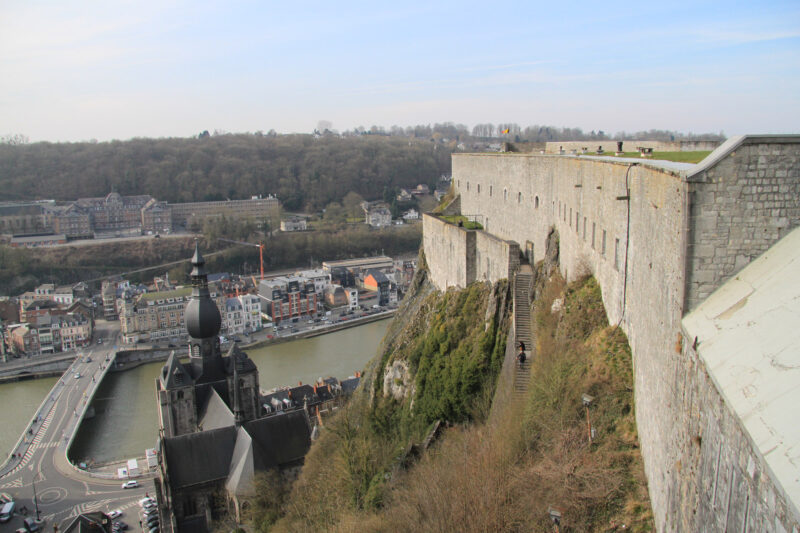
[184,242,226,383]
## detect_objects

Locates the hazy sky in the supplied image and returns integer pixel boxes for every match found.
[2,0,799,142]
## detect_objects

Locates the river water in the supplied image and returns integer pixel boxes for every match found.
[66,319,389,464]
[0,376,59,462]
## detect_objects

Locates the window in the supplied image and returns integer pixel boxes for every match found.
[569,208,572,226]
[535,196,539,209]
[467,182,470,191]
[576,212,580,234]
[489,185,493,197]
[477,184,481,193]
[614,238,620,270]
[518,192,522,203]
[592,223,596,249]
[602,230,607,255]
[583,217,587,240]
[504,189,508,202]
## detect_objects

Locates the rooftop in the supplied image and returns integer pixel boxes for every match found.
[683,226,800,520]
[139,286,192,302]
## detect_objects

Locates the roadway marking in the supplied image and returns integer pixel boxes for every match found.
[37,486,68,505]
[0,477,22,488]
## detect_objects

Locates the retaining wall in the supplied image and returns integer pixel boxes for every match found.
[440,135,800,531]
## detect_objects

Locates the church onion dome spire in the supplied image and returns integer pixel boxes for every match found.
[184,241,222,339]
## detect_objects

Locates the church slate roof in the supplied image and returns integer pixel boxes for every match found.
[242,410,311,467]
[198,388,235,431]
[163,426,238,490]
[163,411,311,495]
[161,351,192,390]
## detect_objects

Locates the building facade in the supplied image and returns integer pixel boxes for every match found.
[257,276,318,323]
[169,196,280,228]
[119,287,225,344]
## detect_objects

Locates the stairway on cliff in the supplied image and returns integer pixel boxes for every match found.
[514,265,533,398]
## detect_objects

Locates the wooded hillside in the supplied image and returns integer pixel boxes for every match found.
[0,134,453,211]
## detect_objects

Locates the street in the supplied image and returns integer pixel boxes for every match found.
[0,320,152,532]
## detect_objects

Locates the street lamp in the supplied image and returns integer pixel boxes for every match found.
[582,393,595,443]
[32,474,41,520]
[548,507,562,532]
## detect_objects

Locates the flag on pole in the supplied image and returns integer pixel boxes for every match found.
[501,128,510,134]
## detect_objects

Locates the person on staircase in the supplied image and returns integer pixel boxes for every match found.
[517,342,527,368]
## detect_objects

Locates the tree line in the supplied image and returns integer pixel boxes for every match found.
[0,134,452,211]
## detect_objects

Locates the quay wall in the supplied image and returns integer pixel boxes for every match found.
[433,135,800,532]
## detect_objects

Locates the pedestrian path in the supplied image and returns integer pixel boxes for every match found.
[3,402,57,477]
[514,264,534,400]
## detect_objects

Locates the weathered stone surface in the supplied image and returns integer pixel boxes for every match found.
[425,135,800,532]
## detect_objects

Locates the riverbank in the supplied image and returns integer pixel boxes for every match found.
[0,309,396,381]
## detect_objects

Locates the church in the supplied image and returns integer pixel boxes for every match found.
[154,244,311,532]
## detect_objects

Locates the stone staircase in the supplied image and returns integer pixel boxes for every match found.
[514,265,534,398]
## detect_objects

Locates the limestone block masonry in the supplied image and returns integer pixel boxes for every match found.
[424,135,800,532]
[423,214,519,290]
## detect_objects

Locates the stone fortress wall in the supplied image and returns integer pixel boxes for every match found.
[422,135,800,532]
[544,139,722,154]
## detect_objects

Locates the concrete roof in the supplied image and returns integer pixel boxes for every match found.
[683,226,800,518]
[576,154,697,172]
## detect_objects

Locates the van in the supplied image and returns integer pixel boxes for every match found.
[0,501,15,522]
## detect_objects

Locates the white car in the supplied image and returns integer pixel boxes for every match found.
[108,510,122,519]
[138,497,155,508]
[121,480,138,489]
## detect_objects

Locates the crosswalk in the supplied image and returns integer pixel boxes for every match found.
[65,496,140,519]
[0,477,23,489]
[5,407,56,476]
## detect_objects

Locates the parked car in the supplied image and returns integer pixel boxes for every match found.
[121,480,138,489]
[74,373,81,379]
[139,497,155,507]
[0,493,12,504]
[108,510,122,519]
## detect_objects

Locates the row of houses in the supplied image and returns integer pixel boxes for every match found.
[118,286,263,344]
[5,312,93,355]
[1,282,97,358]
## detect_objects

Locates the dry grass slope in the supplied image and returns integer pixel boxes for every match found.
[254,269,652,532]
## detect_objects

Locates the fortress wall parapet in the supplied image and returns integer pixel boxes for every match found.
[436,136,800,531]
[422,214,475,290]
[685,136,800,310]
[475,231,520,283]
[544,139,722,154]
[422,214,520,290]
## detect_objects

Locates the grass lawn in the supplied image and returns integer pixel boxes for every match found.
[578,151,712,164]
[438,215,483,230]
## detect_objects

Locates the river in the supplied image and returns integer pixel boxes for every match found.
[66,319,389,464]
[0,376,59,462]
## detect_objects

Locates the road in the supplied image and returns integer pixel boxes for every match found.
[0,320,153,532]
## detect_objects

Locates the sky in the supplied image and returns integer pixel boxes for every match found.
[1,0,799,142]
